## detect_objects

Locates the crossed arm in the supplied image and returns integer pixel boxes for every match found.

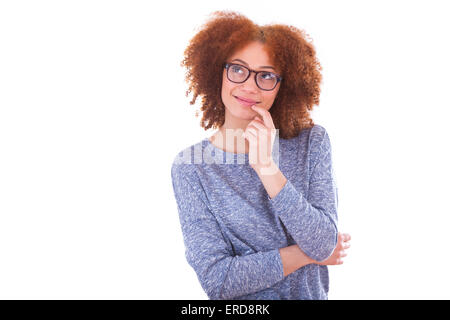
[279,232,351,277]
[253,161,351,277]
[172,167,351,298]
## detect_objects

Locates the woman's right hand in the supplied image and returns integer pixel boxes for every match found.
[316,232,351,266]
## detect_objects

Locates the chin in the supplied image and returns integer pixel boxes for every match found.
[232,107,253,119]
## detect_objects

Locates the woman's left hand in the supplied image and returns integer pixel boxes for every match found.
[316,232,352,266]
[243,105,277,173]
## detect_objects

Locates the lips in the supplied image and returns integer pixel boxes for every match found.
[235,96,258,103]
[234,96,260,105]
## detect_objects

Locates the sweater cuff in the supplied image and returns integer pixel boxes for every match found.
[267,179,305,218]
[270,247,285,282]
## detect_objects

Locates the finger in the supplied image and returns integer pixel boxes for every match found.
[251,105,275,129]
[253,115,264,123]
[243,128,257,141]
[342,233,351,242]
[246,127,258,137]
[340,251,347,258]
[250,119,267,131]
[343,243,351,249]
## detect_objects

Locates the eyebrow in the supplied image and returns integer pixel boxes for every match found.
[231,59,276,71]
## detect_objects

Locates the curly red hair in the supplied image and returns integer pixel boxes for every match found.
[181,10,323,139]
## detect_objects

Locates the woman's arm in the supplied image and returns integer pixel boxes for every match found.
[315,232,351,266]
[261,127,339,262]
[279,245,313,277]
[171,165,285,300]
[280,232,352,276]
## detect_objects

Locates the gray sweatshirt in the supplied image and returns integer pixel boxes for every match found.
[171,124,339,299]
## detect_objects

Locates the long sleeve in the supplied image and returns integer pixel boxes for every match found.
[171,164,284,300]
[268,129,339,262]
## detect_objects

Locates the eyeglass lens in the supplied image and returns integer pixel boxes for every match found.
[227,64,278,90]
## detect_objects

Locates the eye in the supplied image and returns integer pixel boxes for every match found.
[260,72,276,80]
[230,65,244,73]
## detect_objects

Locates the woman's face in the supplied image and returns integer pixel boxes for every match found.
[221,41,281,126]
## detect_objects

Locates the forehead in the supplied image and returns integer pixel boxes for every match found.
[228,42,273,68]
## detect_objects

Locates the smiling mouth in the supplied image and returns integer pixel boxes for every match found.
[234,96,261,105]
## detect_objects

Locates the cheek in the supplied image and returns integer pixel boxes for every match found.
[221,73,231,93]
[262,92,278,104]
[221,81,229,99]
[221,76,238,100]
[221,76,234,105]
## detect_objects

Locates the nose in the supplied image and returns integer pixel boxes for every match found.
[239,73,259,93]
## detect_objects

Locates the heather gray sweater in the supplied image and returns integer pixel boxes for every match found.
[170,124,339,300]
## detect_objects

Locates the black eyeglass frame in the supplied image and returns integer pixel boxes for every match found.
[223,62,283,91]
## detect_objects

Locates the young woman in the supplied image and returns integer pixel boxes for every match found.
[171,10,351,300]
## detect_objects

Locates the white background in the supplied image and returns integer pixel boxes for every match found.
[1,0,449,299]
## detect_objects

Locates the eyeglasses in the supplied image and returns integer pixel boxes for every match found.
[224,62,282,91]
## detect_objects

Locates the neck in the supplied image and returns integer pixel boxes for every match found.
[211,126,249,154]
